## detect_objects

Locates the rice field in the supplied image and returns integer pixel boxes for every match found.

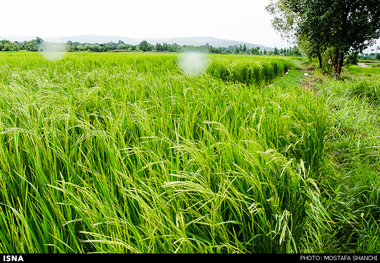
[0,51,377,253]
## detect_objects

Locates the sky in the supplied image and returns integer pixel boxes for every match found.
[0,0,291,48]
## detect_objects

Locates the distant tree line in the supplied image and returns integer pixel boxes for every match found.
[0,37,303,57]
[358,52,380,61]
[0,37,43,51]
[207,43,302,56]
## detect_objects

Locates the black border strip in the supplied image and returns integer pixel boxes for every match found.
[0,253,378,263]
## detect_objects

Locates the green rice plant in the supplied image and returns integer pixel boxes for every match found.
[0,51,363,254]
[206,55,292,85]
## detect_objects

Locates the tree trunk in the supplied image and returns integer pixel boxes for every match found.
[333,48,340,78]
[317,51,323,70]
[333,51,345,78]
[338,52,344,76]
[333,63,340,78]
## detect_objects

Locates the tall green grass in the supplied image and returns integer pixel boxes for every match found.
[0,52,330,253]
[313,72,380,253]
[347,65,380,76]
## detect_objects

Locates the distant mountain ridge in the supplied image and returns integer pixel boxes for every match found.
[148,36,267,49]
[1,34,269,49]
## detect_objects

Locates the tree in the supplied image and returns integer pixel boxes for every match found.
[138,40,153,52]
[329,0,379,76]
[92,44,102,52]
[250,47,260,55]
[224,49,232,54]
[346,52,358,65]
[267,0,380,77]
[155,43,163,52]
[209,46,222,54]
[26,41,38,51]
[3,43,12,51]
[35,37,43,46]
[117,44,128,50]
[267,0,327,69]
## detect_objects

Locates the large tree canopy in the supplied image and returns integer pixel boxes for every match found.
[267,0,380,77]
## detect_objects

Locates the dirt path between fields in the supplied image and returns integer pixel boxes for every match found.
[297,67,321,93]
[358,63,372,68]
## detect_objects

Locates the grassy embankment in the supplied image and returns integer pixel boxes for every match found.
[312,61,379,253]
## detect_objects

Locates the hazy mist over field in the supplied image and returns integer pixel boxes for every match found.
[0,0,289,48]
